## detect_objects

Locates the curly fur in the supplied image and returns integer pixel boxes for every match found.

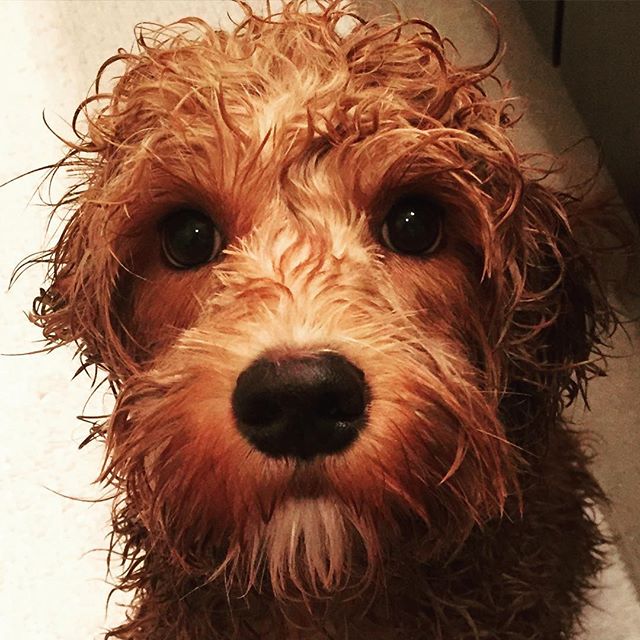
[26,1,619,638]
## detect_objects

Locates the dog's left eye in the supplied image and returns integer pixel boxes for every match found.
[381,196,444,255]
[160,208,222,269]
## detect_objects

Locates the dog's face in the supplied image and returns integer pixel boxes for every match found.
[35,5,600,597]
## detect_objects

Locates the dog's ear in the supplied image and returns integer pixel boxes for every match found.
[495,181,615,450]
[30,203,134,382]
[32,270,73,345]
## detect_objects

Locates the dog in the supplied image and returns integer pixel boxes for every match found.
[29,1,618,638]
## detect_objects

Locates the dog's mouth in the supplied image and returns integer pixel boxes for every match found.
[281,461,338,500]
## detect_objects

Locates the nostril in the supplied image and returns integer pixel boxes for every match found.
[319,397,341,420]
[317,387,364,421]
[238,392,282,427]
[231,352,369,459]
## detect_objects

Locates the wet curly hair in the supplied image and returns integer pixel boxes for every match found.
[24,1,620,638]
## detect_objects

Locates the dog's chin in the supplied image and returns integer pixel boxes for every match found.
[128,420,504,591]
[228,488,467,603]
[215,466,452,602]
[205,458,380,599]
[256,496,357,597]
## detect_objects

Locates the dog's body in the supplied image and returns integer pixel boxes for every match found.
[31,2,616,638]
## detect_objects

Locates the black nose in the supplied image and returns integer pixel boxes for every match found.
[232,352,369,460]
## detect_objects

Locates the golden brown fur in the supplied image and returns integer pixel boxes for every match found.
[28,1,617,638]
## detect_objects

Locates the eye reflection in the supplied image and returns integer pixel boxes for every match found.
[160,208,222,269]
[381,196,445,255]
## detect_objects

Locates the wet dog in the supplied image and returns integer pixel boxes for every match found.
[31,2,615,637]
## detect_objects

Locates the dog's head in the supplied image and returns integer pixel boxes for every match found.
[32,2,611,597]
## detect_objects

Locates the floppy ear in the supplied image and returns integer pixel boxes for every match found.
[28,35,150,383]
[31,214,100,373]
[497,181,614,452]
[30,196,136,383]
[32,269,74,347]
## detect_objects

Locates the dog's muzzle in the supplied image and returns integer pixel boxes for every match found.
[232,352,369,460]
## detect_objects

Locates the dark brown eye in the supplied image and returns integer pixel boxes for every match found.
[381,195,444,255]
[160,208,222,269]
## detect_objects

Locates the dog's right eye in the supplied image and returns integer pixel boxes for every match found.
[160,209,222,269]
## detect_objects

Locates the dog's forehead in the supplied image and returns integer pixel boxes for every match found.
[131,77,407,227]
[116,24,441,177]
[248,91,320,153]
[100,17,497,235]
